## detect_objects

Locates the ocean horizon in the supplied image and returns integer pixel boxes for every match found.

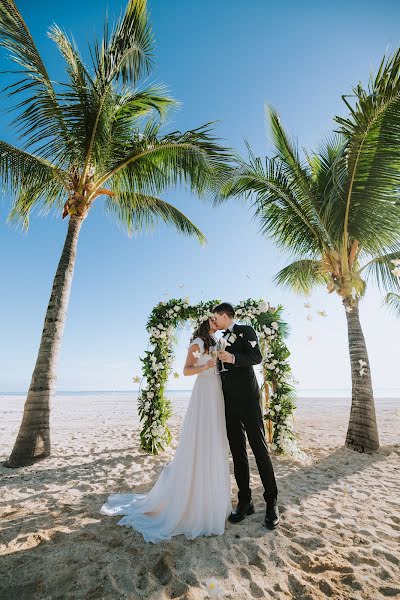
[1,387,400,399]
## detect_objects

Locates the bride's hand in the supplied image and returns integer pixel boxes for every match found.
[206,359,216,369]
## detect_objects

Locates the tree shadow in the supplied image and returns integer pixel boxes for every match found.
[1,444,399,600]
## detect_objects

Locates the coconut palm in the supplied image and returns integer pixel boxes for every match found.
[220,50,400,453]
[0,0,231,467]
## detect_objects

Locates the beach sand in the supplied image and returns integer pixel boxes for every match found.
[0,394,399,600]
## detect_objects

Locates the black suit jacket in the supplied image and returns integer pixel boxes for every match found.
[220,324,262,405]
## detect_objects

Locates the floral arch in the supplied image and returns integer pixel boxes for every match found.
[136,298,304,459]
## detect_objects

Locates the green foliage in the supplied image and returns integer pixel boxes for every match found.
[219,48,400,308]
[138,298,303,458]
[0,0,231,236]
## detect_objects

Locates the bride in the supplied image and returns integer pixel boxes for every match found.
[100,317,232,543]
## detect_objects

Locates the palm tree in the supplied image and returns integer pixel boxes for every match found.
[220,50,400,453]
[0,0,230,467]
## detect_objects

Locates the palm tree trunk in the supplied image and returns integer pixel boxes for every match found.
[5,215,84,467]
[344,300,380,452]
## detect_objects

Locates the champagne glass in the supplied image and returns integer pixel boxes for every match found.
[210,346,219,374]
[218,338,228,372]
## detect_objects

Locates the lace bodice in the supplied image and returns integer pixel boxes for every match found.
[189,337,217,377]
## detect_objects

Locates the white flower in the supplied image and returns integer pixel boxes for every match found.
[333,518,343,527]
[263,326,272,335]
[258,301,269,312]
[271,322,279,330]
[236,308,243,315]
[271,443,277,450]
[390,258,400,266]
[147,391,154,399]
[266,363,275,369]
[275,404,281,411]
[174,306,180,312]
[345,305,353,313]
[248,340,257,348]
[203,577,225,599]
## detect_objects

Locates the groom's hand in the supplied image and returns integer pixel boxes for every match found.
[218,350,235,364]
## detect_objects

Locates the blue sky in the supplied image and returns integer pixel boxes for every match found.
[1,0,400,393]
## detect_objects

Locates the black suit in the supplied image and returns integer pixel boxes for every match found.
[220,324,278,504]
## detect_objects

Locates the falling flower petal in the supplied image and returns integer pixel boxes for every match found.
[133,376,140,383]
[304,302,312,309]
[345,306,353,313]
[391,266,400,277]
[306,336,313,342]
[317,310,327,317]
[306,314,313,321]
[358,359,367,367]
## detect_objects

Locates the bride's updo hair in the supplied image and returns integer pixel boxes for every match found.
[190,319,214,353]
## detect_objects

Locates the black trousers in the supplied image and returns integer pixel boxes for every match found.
[224,395,278,505]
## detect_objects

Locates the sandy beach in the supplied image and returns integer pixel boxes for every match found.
[0,393,399,600]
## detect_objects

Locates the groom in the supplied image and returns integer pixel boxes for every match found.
[213,302,279,530]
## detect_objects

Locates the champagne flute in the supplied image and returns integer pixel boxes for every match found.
[210,346,219,374]
[218,338,228,372]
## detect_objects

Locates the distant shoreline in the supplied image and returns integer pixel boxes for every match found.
[1,388,400,399]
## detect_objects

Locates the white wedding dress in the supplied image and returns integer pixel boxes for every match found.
[100,338,232,543]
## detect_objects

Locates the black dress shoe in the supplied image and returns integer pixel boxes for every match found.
[264,500,280,529]
[228,501,255,524]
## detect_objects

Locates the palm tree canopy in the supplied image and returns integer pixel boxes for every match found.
[219,50,400,300]
[0,0,231,241]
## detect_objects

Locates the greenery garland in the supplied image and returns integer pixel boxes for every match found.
[136,298,305,459]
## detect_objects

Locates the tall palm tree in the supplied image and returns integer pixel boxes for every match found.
[220,50,400,453]
[0,0,230,467]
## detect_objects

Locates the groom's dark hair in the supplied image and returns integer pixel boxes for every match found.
[213,302,235,318]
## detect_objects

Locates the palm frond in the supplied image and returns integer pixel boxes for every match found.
[384,292,400,317]
[97,122,232,199]
[114,85,176,121]
[334,49,400,256]
[274,259,327,295]
[7,180,67,231]
[359,250,400,292]
[0,140,64,192]
[220,150,325,257]
[105,190,206,243]
[93,0,154,88]
[0,0,70,154]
